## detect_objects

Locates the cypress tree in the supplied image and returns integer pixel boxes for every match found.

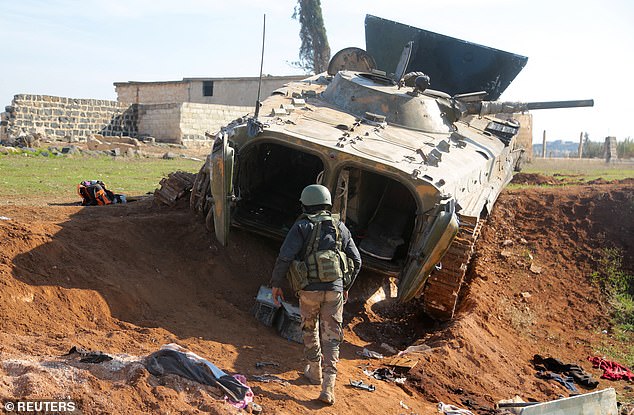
[292,0,331,73]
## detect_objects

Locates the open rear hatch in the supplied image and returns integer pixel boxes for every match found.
[364,14,527,99]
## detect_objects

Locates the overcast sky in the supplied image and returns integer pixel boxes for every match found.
[1,0,632,143]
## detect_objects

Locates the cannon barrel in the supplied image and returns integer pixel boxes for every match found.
[476,99,594,116]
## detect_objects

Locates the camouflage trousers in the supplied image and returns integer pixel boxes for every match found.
[299,290,344,376]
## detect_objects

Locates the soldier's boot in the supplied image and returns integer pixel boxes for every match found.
[318,374,336,405]
[303,360,322,385]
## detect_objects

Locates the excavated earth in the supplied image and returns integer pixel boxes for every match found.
[0,174,632,414]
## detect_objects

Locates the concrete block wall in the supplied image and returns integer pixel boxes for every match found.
[115,76,306,106]
[180,103,251,141]
[1,94,134,142]
[185,77,305,106]
[115,82,190,105]
[137,103,182,144]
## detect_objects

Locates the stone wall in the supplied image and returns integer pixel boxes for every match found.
[1,94,134,143]
[0,94,251,145]
[0,111,8,139]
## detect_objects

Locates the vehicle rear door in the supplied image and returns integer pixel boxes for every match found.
[209,132,234,246]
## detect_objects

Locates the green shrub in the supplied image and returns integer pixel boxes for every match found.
[592,248,634,367]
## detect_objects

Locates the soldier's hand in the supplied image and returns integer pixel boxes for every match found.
[343,290,349,304]
[272,287,284,306]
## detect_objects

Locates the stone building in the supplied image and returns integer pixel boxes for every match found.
[114,76,305,106]
[0,75,306,145]
[114,75,305,143]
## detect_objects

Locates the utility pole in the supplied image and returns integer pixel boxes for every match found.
[578,132,583,158]
[542,130,547,158]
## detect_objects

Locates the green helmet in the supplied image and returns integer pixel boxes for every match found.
[300,184,332,206]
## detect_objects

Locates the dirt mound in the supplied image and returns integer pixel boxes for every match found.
[511,172,562,185]
[0,181,632,413]
[404,181,633,410]
[587,177,634,185]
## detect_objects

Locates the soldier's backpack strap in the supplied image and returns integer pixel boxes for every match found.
[302,211,332,259]
[331,213,342,252]
[303,212,346,283]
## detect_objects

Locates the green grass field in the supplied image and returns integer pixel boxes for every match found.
[0,153,202,200]
[3,152,632,200]
[519,158,634,183]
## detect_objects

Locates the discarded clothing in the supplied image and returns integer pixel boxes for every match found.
[349,379,375,391]
[532,354,598,388]
[250,374,290,386]
[533,355,568,372]
[363,367,406,384]
[536,371,578,392]
[225,374,253,409]
[63,346,113,364]
[357,348,384,359]
[437,402,474,415]
[144,348,250,403]
[588,356,634,381]
[567,364,599,388]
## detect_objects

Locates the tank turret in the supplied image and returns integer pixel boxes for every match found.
[322,71,594,132]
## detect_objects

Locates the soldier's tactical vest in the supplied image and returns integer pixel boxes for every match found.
[302,212,351,284]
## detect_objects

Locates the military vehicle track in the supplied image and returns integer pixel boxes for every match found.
[422,216,484,321]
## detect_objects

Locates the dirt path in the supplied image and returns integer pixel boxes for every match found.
[0,179,632,414]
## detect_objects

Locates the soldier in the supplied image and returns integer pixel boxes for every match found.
[270,184,361,405]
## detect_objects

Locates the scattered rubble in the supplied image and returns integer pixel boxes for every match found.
[0,133,207,159]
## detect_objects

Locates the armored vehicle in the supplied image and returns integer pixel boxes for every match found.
[190,16,593,320]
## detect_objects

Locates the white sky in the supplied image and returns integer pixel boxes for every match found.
[1,0,632,143]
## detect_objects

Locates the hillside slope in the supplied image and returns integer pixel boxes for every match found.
[0,179,632,414]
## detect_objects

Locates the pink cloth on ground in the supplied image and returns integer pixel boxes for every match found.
[225,374,254,409]
[588,356,634,381]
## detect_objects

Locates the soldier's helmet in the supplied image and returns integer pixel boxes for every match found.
[300,184,332,206]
